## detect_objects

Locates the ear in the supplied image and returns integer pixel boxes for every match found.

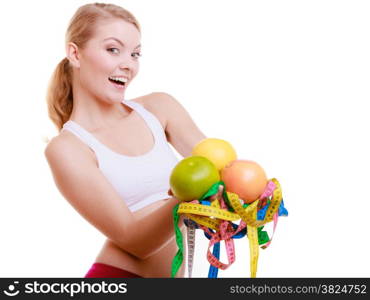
[66,42,81,68]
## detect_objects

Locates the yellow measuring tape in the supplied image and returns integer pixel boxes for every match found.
[177,178,283,278]
[178,203,240,221]
[227,178,283,228]
[185,213,220,231]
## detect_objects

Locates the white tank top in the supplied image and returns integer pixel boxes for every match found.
[61,99,179,212]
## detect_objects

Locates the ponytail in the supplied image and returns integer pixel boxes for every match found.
[46,57,73,132]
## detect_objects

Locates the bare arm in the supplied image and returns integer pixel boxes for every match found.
[44,136,181,260]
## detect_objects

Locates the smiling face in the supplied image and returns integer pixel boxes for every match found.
[69,18,141,104]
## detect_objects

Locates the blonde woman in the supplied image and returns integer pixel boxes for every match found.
[45,3,206,278]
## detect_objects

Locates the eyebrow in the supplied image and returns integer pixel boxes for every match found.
[103,37,141,49]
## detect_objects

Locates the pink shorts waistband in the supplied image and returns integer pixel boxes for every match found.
[84,262,143,278]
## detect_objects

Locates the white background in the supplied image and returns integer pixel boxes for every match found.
[0,0,369,277]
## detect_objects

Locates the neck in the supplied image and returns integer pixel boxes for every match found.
[69,79,131,132]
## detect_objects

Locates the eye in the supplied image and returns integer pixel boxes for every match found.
[107,48,120,54]
[132,52,142,59]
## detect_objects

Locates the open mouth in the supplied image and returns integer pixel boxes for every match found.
[108,77,126,86]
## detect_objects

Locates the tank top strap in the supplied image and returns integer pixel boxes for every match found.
[61,100,168,153]
[122,99,167,143]
[61,120,103,151]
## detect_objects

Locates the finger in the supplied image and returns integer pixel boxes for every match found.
[217,185,224,199]
[210,185,224,201]
[218,185,224,194]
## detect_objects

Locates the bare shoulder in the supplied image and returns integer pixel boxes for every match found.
[44,130,97,166]
[137,92,181,127]
[134,92,206,157]
[131,92,178,129]
[143,91,178,110]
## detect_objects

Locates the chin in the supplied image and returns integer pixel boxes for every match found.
[105,93,126,104]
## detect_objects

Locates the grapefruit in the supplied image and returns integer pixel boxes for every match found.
[192,138,237,171]
[221,160,267,203]
[170,156,220,202]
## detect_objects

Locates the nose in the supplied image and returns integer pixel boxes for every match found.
[119,55,136,72]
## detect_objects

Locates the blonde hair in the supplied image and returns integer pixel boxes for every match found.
[46,3,141,131]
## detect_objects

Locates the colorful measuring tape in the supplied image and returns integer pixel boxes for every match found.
[171,178,286,278]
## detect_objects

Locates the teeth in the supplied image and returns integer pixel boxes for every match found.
[109,76,128,83]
